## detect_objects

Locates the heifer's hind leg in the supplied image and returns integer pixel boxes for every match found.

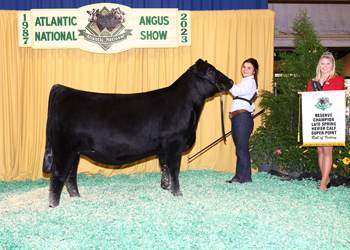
[65,154,80,198]
[49,153,78,208]
[49,165,66,208]
[159,155,170,191]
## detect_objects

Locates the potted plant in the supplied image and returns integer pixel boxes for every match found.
[278,144,318,178]
[249,126,281,172]
[332,139,350,178]
[332,94,350,178]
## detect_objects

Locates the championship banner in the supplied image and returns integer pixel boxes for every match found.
[18,3,191,54]
[301,90,346,146]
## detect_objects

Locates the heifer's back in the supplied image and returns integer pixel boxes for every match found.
[43,59,233,207]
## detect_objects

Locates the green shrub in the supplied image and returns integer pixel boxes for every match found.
[253,9,344,174]
[249,126,281,169]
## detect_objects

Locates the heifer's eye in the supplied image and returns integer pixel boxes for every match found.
[207,68,214,74]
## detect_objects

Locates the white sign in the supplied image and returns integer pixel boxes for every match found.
[302,90,346,146]
[18,3,191,53]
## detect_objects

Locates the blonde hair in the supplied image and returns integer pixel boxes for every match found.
[315,52,336,82]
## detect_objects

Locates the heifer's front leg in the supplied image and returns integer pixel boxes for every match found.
[165,148,183,197]
[65,154,80,198]
[158,155,170,191]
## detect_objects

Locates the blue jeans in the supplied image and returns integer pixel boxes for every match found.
[231,112,254,183]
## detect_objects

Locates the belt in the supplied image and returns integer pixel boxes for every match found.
[229,109,249,118]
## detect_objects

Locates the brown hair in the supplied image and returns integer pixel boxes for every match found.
[242,58,259,87]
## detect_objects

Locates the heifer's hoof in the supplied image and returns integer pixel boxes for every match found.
[49,196,60,208]
[49,203,59,208]
[171,190,183,197]
[161,184,171,191]
[68,192,81,198]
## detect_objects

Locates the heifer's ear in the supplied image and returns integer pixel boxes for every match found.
[192,59,208,74]
[195,59,205,65]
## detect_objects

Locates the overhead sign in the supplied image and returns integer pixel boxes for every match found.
[302,90,346,146]
[18,3,191,53]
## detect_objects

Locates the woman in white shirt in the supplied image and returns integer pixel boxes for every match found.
[226,58,259,183]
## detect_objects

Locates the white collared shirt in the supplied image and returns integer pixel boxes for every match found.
[229,75,258,113]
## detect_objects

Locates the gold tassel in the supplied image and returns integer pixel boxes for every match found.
[345,90,347,110]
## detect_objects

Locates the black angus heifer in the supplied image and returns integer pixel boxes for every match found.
[42,59,233,207]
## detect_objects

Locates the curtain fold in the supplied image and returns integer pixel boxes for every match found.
[0,9,275,181]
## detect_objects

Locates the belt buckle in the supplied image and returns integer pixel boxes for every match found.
[229,112,233,119]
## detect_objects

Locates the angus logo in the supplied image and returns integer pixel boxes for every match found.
[315,97,332,111]
[78,6,132,51]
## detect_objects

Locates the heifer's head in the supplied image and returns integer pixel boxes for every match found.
[190,59,233,95]
[87,9,99,22]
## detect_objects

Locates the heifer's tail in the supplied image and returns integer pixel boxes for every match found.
[42,84,61,174]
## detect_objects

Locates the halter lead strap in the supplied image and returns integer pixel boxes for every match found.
[191,69,226,142]
[219,91,226,142]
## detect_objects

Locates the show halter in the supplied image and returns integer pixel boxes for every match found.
[190,69,227,142]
